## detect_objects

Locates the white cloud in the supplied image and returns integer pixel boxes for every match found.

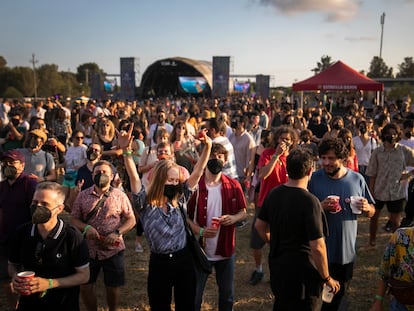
[257,0,362,22]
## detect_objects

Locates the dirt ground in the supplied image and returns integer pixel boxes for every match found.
[0,205,396,311]
[82,205,393,311]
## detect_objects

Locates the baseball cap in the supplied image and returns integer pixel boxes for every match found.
[1,149,25,163]
[29,129,48,142]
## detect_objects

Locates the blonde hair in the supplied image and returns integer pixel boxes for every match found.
[97,118,115,138]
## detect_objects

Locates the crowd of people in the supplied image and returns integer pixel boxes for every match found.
[0,93,414,310]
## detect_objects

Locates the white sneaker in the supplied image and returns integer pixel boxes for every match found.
[135,243,144,253]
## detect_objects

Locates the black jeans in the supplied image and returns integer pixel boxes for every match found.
[321,262,353,311]
[148,247,196,311]
[270,261,323,311]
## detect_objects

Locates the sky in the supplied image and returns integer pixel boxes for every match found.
[0,0,413,87]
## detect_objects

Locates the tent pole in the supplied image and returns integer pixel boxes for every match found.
[300,91,303,110]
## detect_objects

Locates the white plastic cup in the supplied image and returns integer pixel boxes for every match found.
[322,283,334,303]
[17,271,35,295]
[350,196,363,214]
[327,195,341,214]
[211,217,221,229]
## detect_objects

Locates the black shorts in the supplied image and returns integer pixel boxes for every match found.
[88,251,125,287]
[250,209,266,250]
[375,199,405,213]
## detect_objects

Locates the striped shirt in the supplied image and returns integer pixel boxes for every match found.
[132,183,194,254]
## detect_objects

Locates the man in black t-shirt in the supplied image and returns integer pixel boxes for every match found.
[255,149,339,310]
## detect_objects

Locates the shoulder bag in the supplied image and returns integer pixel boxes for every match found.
[387,278,414,305]
[83,187,113,224]
[178,204,212,275]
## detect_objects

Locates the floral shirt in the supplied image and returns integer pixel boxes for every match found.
[366,144,414,201]
[379,227,414,282]
[71,186,134,260]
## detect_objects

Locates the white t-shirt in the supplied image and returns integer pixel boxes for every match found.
[148,122,173,146]
[65,145,87,171]
[353,136,378,166]
[204,183,225,261]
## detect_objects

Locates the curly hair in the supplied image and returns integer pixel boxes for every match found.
[318,138,349,160]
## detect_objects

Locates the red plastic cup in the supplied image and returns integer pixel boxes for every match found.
[244,180,251,190]
[17,271,35,295]
[99,235,120,246]
[211,217,221,229]
[327,195,341,214]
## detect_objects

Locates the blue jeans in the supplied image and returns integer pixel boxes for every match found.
[390,297,409,311]
[195,255,234,311]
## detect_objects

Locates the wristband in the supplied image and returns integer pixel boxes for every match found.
[82,225,91,236]
[199,227,204,237]
[40,279,53,298]
[374,294,384,301]
[122,150,133,157]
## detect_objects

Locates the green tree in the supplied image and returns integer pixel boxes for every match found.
[312,55,334,75]
[8,66,35,96]
[367,57,393,78]
[396,57,414,78]
[387,83,413,101]
[76,63,105,85]
[3,86,23,98]
[0,56,7,71]
[37,64,65,97]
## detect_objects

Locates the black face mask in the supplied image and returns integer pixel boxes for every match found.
[359,126,367,134]
[11,119,20,127]
[87,150,99,161]
[2,165,18,180]
[207,158,224,175]
[29,137,39,149]
[30,204,53,224]
[332,123,341,130]
[93,172,110,188]
[383,135,397,144]
[405,132,412,139]
[163,184,182,200]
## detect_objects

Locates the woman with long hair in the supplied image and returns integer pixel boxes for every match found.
[338,127,359,172]
[92,118,121,161]
[119,124,212,311]
[170,121,199,173]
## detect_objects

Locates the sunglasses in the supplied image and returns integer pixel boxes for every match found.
[75,136,84,140]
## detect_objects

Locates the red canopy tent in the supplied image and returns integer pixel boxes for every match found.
[292,60,384,91]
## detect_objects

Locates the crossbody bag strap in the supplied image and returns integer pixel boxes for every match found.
[178,204,195,239]
[83,187,113,224]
